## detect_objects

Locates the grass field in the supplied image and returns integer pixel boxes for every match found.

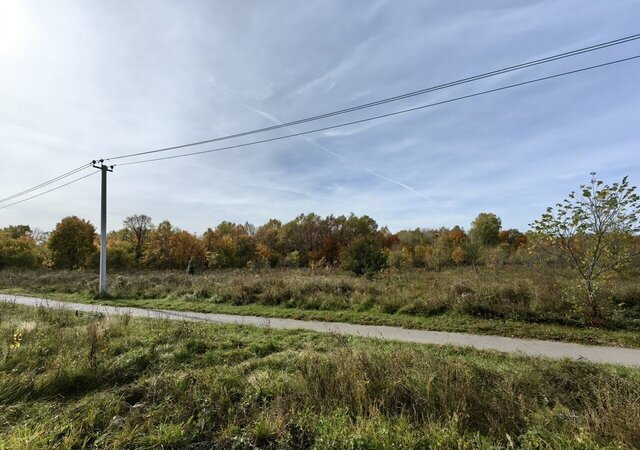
[1,266,639,348]
[1,301,640,449]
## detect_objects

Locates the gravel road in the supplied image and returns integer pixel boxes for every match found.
[2,293,639,367]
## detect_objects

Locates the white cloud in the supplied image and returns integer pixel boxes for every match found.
[1,0,639,233]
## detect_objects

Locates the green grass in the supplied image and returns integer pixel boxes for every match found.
[1,266,639,348]
[1,302,640,448]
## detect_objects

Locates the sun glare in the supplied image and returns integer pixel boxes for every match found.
[0,0,28,55]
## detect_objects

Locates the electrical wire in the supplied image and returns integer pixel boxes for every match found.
[3,37,639,209]
[117,54,640,167]
[104,32,640,162]
[0,170,98,210]
[0,163,92,204]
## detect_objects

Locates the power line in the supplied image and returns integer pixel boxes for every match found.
[117,54,640,167]
[0,163,91,204]
[3,40,639,211]
[0,170,98,210]
[104,32,640,162]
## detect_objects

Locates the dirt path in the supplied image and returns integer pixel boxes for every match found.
[2,293,640,367]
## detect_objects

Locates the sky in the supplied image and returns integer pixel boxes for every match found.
[1,0,639,234]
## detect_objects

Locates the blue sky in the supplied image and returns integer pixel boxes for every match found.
[1,0,639,233]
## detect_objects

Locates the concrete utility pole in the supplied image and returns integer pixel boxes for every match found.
[92,160,114,296]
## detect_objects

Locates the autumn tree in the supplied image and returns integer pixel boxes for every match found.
[531,174,640,322]
[470,213,502,246]
[447,226,467,267]
[273,213,381,267]
[255,219,281,247]
[255,219,282,266]
[451,246,465,266]
[143,220,175,269]
[170,230,206,269]
[48,216,97,269]
[499,228,527,251]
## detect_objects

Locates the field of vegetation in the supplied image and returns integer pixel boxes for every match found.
[1,175,639,447]
[1,301,639,449]
[2,265,639,348]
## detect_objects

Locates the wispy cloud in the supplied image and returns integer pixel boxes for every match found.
[239,103,435,203]
[1,0,638,232]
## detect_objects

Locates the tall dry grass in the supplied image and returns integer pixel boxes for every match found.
[2,266,639,330]
[1,301,639,448]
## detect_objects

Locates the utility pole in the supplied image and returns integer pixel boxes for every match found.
[92,160,114,296]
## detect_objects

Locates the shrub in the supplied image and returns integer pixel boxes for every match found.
[341,237,387,276]
[0,233,44,269]
[483,244,509,270]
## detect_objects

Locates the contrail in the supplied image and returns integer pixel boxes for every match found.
[240,103,435,203]
[365,169,433,201]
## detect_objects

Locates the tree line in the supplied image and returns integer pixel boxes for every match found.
[1,174,637,322]
[0,211,528,275]
[1,174,638,286]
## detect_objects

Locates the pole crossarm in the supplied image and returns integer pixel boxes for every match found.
[92,159,115,172]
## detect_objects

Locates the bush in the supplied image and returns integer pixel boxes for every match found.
[341,237,387,276]
[483,244,509,270]
[0,233,44,269]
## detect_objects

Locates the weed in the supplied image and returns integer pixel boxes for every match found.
[2,266,640,346]
[0,304,639,447]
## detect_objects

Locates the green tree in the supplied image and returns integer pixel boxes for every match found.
[470,213,502,246]
[206,235,237,268]
[340,214,379,245]
[203,222,256,268]
[531,173,640,322]
[0,231,43,269]
[48,216,97,269]
[235,234,256,267]
[341,236,387,276]
[107,235,136,270]
[1,225,31,239]
[122,214,154,263]
[462,240,482,274]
